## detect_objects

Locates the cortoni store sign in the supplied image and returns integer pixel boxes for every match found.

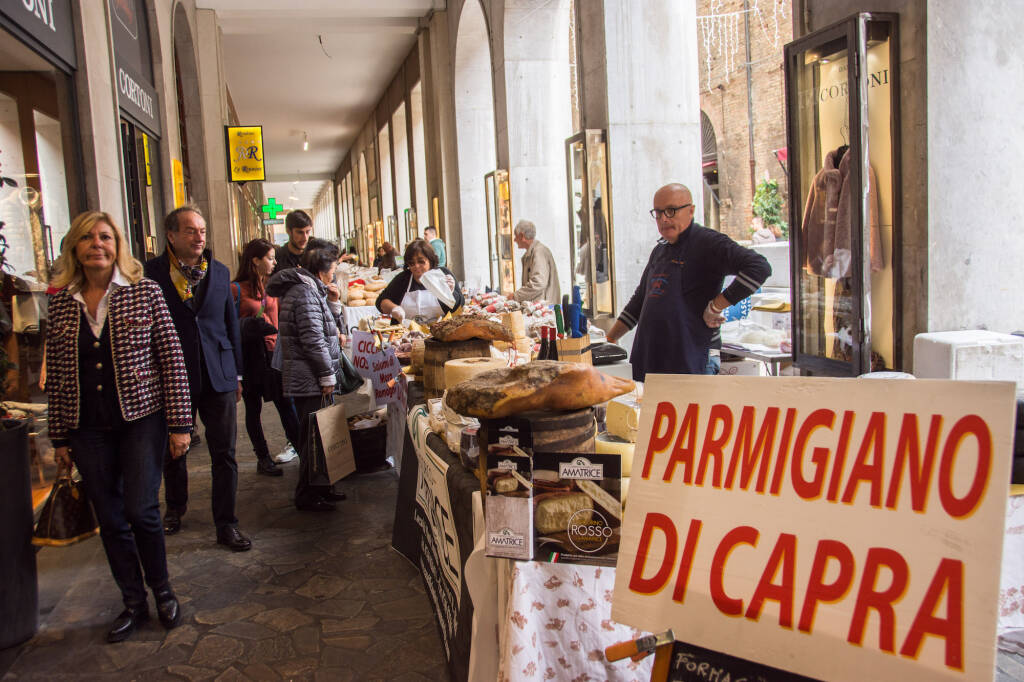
[0,0,76,70]
[109,0,160,137]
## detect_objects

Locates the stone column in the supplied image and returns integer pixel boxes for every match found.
[194,8,234,262]
[74,0,126,225]
[578,0,704,319]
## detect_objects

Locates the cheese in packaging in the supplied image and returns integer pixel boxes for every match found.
[485,451,533,560]
[484,417,535,560]
[532,452,622,566]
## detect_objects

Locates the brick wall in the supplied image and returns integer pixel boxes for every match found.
[697,0,792,241]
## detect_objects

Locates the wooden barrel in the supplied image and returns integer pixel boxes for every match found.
[423,338,492,398]
[512,408,597,453]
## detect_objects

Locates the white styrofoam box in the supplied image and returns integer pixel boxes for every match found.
[720,358,768,376]
[913,331,1024,389]
[749,241,791,289]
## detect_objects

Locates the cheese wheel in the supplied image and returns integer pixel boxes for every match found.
[444,357,507,388]
[596,431,636,477]
[607,394,641,443]
[500,311,525,338]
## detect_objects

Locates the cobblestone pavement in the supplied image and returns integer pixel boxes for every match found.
[1,400,448,681]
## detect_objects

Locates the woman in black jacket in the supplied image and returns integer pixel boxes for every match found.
[267,239,350,512]
[376,239,463,324]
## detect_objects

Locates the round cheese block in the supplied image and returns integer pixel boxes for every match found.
[596,431,636,477]
[443,357,507,388]
[500,311,525,338]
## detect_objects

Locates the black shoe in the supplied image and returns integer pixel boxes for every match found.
[163,511,182,535]
[257,459,283,477]
[296,498,336,512]
[216,526,252,552]
[153,585,182,630]
[107,605,149,643]
[323,490,347,502]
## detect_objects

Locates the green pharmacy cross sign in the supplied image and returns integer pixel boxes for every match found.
[261,197,284,220]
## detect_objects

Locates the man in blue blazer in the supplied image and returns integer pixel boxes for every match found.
[145,206,251,551]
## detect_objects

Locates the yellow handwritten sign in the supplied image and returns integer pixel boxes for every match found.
[225,125,265,183]
[171,158,185,207]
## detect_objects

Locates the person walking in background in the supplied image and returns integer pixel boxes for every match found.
[373,242,398,271]
[273,210,313,273]
[511,219,561,304]
[145,206,252,552]
[231,239,301,477]
[423,226,446,268]
[46,211,190,642]
[268,239,351,512]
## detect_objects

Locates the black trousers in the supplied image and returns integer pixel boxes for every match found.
[163,388,239,529]
[71,411,168,607]
[293,394,334,506]
[242,390,301,461]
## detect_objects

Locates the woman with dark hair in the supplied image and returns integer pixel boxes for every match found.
[231,239,301,477]
[267,238,350,511]
[376,239,463,324]
[46,211,190,642]
[373,242,398,271]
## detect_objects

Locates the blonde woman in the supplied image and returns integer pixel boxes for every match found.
[46,211,192,643]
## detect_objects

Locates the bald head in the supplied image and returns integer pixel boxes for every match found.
[651,183,696,243]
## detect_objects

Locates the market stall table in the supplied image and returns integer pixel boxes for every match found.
[390,382,651,682]
[720,345,791,376]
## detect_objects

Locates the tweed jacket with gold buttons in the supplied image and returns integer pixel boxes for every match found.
[46,278,193,447]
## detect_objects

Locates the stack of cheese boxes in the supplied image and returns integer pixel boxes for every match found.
[598,393,640,505]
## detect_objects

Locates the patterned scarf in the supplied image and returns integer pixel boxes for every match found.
[169,251,208,301]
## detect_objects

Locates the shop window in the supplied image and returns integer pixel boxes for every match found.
[701,111,721,232]
[119,119,162,260]
[565,130,614,321]
[784,14,900,375]
[0,47,79,279]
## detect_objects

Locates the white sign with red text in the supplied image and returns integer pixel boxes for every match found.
[612,375,1015,682]
[351,331,406,407]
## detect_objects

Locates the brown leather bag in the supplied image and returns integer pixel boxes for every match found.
[32,465,99,547]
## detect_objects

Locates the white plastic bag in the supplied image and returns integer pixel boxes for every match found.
[419,268,456,308]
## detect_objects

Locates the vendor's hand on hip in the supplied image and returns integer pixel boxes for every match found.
[703,302,726,328]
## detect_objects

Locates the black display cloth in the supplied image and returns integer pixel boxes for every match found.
[391,382,479,682]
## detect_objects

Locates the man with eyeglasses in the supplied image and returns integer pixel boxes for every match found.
[606,183,770,382]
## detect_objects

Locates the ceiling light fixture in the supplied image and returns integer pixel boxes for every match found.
[302,132,309,152]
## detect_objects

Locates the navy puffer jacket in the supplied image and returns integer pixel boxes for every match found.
[267,268,343,398]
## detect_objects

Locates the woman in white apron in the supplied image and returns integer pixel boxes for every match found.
[376,239,463,324]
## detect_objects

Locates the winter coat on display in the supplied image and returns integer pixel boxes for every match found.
[800,147,883,278]
[267,268,343,398]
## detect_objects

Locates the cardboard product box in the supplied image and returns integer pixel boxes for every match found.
[532,452,622,566]
[485,451,533,560]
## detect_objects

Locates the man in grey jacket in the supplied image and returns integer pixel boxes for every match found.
[511,220,561,304]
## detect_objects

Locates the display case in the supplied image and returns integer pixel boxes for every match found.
[484,169,515,293]
[386,215,399,248]
[403,207,417,247]
[784,13,901,375]
[565,130,614,321]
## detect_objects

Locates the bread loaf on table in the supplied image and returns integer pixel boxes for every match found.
[445,360,635,419]
[430,314,514,343]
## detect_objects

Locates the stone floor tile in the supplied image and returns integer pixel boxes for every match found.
[249,608,314,633]
[320,615,380,635]
[167,664,219,681]
[194,603,265,626]
[291,625,321,656]
[190,635,245,668]
[294,575,349,601]
[162,624,201,650]
[239,663,279,681]
[244,635,296,665]
[210,622,277,641]
[321,635,372,650]
[272,658,318,679]
[212,666,250,682]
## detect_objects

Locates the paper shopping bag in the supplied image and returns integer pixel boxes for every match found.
[309,400,356,485]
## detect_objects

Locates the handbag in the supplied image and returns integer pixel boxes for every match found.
[308,395,356,486]
[32,465,99,547]
[336,351,364,395]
